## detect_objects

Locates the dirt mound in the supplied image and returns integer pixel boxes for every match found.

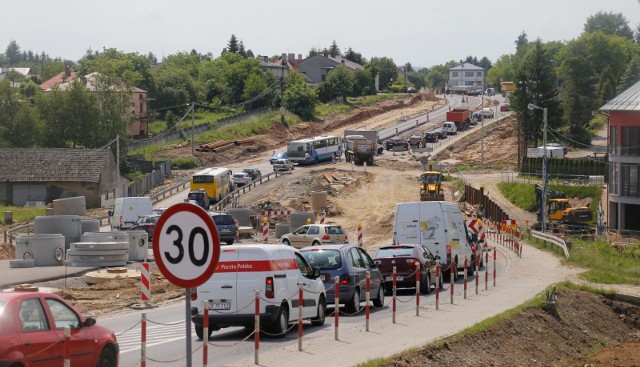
[381,287,640,367]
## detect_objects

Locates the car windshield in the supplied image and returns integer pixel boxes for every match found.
[212,215,234,225]
[232,174,246,179]
[0,300,5,315]
[375,246,416,257]
[301,249,342,270]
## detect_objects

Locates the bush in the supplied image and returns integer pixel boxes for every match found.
[171,156,198,169]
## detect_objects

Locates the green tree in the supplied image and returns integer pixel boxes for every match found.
[366,57,397,91]
[320,65,354,102]
[0,80,43,147]
[78,48,156,96]
[584,11,634,40]
[635,23,640,44]
[597,65,616,102]
[618,55,640,93]
[424,64,448,91]
[227,34,240,54]
[308,47,320,58]
[284,71,318,120]
[511,40,561,154]
[328,41,340,57]
[515,31,529,55]
[5,40,22,65]
[487,54,516,89]
[352,68,374,96]
[241,71,274,108]
[344,47,366,65]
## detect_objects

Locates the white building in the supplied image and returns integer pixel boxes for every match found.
[447,63,486,94]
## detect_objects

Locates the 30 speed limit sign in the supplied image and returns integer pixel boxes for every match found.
[152,203,221,288]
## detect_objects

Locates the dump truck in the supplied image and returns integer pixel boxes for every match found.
[445,107,471,131]
[344,134,375,165]
[419,170,445,201]
[344,129,383,154]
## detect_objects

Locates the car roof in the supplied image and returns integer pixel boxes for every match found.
[209,211,232,216]
[0,291,59,301]
[300,243,351,251]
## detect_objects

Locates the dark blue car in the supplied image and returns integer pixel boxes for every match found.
[300,244,384,313]
[269,150,287,164]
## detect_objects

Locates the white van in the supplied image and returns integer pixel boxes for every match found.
[481,108,494,118]
[441,121,458,135]
[393,201,475,281]
[110,197,153,230]
[190,244,326,339]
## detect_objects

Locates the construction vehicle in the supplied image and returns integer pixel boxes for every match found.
[445,107,471,131]
[344,134,375,165]
[420,170,445,201]
[534,183,594,235]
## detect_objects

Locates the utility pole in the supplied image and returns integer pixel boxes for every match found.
[528,103,548,233]
[191,102,195,156]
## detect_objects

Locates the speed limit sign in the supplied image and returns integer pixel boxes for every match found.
[152,203,220,288]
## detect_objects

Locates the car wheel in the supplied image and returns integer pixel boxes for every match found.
[226,240,234,245]
[312,241,321,246]
[373,284,385,307]
[346,288,360,313]
[194,324,213,340]
[467,258,475,276]
[420,273,431,295]
[439,272,445,290]
[269,304,289,337]
[310,295,326,326]
[97,347,117,367]
[314,157,319,165]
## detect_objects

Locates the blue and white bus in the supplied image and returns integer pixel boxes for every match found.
[287,135,342,165]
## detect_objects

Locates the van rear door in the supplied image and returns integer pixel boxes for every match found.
[199,247,239,315]
[235,247,267,315]
[394,203,421,245]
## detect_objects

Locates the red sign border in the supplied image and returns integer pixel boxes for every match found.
[152,202,220,288]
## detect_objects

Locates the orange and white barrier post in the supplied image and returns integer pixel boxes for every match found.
[64,326,71,367]
[357,221,363,248]
[463,258,468,300]
[493,248,497,287]
[141,262,151,303]
[475,255,479,295]
[254,290,260,365]
[435,264,440,310]
[141,313,147,367]
[485,252,489,291]
[334,276,340,341]
[392,266,397,323]
[203,302,209,367]
[262,217,269,242]
[320,210,326,224]
[365,271,371,331]
[450,260,455,304]
[298,282,303,351]
[415,263,420,316]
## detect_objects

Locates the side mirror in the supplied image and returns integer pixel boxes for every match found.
[107,210,113,217]
[434,255,441,261]
[312,267,321,279]
[83,317,97,327]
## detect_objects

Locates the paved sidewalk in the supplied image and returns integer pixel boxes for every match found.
[224,241,583,367]
[0,260,95,289]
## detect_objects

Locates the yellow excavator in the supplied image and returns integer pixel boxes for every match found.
[534,184,593,234]
[420,170,445,201]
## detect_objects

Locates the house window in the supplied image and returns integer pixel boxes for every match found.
[477,71,482,77]
[621,127,640,156]
[451,71,458,77]
[465,71,474,77]
[621,165,640,197]
[610,164,618,195]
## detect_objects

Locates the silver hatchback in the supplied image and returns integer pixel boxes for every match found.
[281,224,348,249]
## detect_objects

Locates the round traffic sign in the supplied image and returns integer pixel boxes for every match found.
[493,100,499,106]
[152,203,220,288]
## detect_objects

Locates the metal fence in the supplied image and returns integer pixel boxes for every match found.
[128,161,172,197]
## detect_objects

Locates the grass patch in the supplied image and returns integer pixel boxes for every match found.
[170,156,199,169]
[0,206,47,225]
[527,234,640,285]
[315,94,403,119]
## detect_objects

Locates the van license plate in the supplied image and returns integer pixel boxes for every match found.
[208,302,231,310]
[221,229,231,233]
[385,276,403,281]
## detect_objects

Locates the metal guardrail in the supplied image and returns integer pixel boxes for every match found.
[531,230,570,258]
[211,170,288,212]
[150,179,190,204]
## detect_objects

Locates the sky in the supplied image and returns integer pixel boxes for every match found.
[2,0,640,68]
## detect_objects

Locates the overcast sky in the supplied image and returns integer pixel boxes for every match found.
[2,0,639,68]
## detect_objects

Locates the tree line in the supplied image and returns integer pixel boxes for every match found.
[1,11,640,151]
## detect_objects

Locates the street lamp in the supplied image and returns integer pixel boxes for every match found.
[528,103,548,233]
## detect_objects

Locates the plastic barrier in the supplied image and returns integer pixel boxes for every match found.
[357,221,363,248]
[141,262,151,302]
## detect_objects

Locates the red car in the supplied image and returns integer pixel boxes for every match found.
[0,291,119,366]
[373,244,442,295]
[500,103,510,111]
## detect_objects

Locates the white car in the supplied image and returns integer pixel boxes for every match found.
[273,158,294,172]
[232,172,251,187]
